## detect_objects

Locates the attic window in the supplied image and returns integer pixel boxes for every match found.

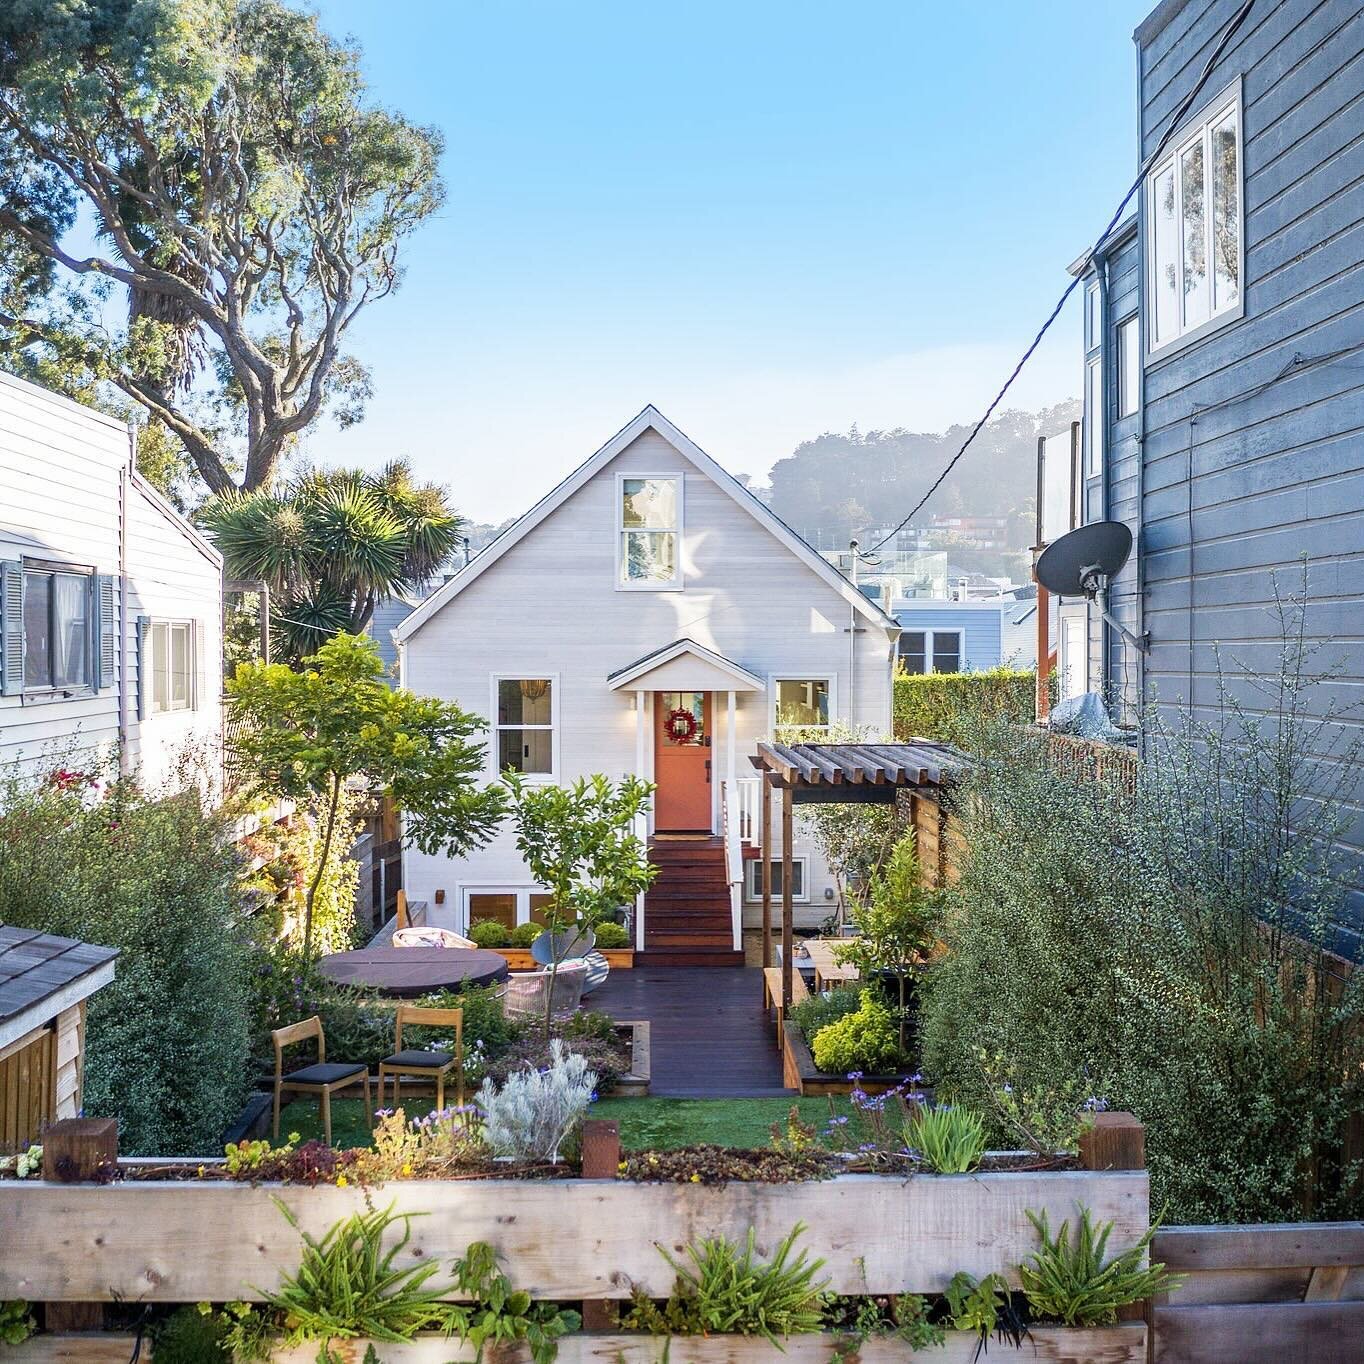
[618,476,681,590]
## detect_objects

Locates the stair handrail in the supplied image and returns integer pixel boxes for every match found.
[721,781,744,953]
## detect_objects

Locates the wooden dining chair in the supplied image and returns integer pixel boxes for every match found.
[271,1015,371,1146]
[376,1004,464,1114]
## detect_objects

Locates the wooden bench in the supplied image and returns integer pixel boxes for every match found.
[762,966,810,1041]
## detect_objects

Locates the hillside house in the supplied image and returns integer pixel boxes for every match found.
[0,373,223,790]
[396,406,901,961]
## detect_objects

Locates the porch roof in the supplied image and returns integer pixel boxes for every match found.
[750,740,964,800]
[606,638,764,693]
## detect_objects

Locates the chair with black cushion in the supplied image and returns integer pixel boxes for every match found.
[377,1004,464,1115]
[271,1015,371,1146]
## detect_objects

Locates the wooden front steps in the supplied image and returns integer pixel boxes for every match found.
[638,837,744,967]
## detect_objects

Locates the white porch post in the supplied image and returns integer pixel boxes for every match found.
[635,690,647,952]
[726,690,737,790]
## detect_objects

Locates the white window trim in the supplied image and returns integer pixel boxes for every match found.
[768,674,836,731]
[147,618,197,715]
[614,472,684,592]
[897,628,965,675]
[744,856,809,903]
[1060,613,1089,701]
[489,672,559,782]
[1084,279,1102,354]
[1085,355,1104,479]
[460,885,555,935]
[1117,314,1140,419]
[1144,78,1244,363]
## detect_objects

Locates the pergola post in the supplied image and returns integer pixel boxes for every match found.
[760,776,773,968]
[781,783,794,1009]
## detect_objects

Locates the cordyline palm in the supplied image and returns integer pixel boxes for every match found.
[201,461,459,663]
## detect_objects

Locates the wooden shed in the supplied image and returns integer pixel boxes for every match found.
[0,927,118,1153]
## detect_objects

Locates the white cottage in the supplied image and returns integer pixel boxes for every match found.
[0,373,223,790]
[397,407,900,963]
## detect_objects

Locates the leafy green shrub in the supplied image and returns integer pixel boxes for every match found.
[905,1103,986,1173]
[0,1299,34,1346]
[510,920,545,947]
[893,667,1036,746]
[149,1304,231,1363]
[944,1271,1026,1351]
[1019,1207,1179,1327]
[622,1223,829,1344]
[790,984,864,1044]
[447,1240,580,1364]
[592,920,630,949]
[0,762,252,1154]
[811,993,905,1075]
[469,919,510,948]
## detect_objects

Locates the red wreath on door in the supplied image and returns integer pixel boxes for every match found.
[665,707,699,743]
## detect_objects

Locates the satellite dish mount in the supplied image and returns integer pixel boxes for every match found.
[1035,521,1150,654]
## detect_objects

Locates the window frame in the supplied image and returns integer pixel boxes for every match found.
[489,672,559,782]
[1084,354,1105,479]
[1144,79,1244,362]
[896,628,965,675]
[147,618,197,715]
[744,856,809,903]
[1060,613,1088,701]
[614,472,684,592]
[1117,314,1140,419]
[461,885,557,935]
[20,558,96,698]
[768,674,835,731]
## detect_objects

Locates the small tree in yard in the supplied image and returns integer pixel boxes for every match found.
[836,834,944,1056]
[227,633,505,958]
[504,774,656,1036]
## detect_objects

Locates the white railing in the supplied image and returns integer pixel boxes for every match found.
[720,782,747,952]
[730,776,763,847]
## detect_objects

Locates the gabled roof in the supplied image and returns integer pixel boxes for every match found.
[130,468,223,570]
[607,638,765,692]
[396,406,899,643]
[0,926,118,1051]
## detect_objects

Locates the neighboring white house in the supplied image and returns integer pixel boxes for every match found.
[0,372,223,790]
[397,406,900,958]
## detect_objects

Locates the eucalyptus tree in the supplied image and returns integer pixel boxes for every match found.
[0,0,443,494]
[200,460,460,664]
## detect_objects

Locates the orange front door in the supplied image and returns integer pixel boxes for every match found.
[653,691,712,831]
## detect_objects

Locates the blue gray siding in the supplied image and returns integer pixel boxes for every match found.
[1119,0,1364,943]
[892,605,1004,671]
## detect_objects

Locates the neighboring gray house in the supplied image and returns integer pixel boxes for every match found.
[891,598,1038,674]
[1058,0,1364,939]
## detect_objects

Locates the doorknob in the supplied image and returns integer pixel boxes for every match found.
[705,759,712,781]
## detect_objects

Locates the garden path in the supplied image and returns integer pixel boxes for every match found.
[590,966,791,1097]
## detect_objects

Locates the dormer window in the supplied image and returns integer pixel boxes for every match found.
[618,475,682,590]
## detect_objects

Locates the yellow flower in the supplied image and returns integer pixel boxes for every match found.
[617,1161,628,1173]
[197,1165,205,1178]
[335,1174,348,1188]
[401,1163,413,1177]
[287,1132,302,1145]
[689,1173,701,1184]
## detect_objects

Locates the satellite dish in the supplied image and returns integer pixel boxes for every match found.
[1035,521,1133,597]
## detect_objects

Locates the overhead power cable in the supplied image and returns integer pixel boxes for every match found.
[866,0,1258,555]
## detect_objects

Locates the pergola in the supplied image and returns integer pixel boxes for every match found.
[749,740,963,1006]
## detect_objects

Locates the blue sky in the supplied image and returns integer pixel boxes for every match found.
[302,0,1153,522]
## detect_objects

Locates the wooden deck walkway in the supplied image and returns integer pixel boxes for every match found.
[591,966,792,1097]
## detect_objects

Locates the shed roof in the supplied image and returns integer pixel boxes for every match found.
[750,740,964,801]
[0,927,118,1051]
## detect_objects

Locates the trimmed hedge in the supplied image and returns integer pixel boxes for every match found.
[893,668,1036,746]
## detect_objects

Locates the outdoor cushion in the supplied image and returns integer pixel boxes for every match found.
[284,1062,367,1086]
[381,1049,454,1069]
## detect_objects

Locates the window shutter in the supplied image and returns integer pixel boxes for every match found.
[0,561,22,697]
[136,615,151,721]
[93,575,117,691]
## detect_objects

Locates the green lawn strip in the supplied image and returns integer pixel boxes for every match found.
[276,1095,856,1154]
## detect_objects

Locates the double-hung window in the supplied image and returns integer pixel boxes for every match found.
[745,857,807,902]
[772,677,831,729]
[618,475,682,589]
[898,629,963,675]
[1146,82,1242,357]
[493,676,555,776]
[1,560,114,699]
[149,621,195,713]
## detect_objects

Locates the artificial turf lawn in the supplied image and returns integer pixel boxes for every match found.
[277,1094,856,1153]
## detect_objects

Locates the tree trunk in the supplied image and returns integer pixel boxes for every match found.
[303,777,343,959]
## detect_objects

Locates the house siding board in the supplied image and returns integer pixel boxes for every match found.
[890,605,1003,672]
[401,425,895,931]
[1124,0,1364,942]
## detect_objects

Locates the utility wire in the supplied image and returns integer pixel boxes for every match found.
[867,0,1258,555]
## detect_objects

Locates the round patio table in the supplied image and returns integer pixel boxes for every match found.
[316,947,509,998]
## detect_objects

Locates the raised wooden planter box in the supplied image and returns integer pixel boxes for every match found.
[0,1169,1148,1304]
[780,1021,915,1097]
[494,947,635,971]
[9,1325,1150,1363]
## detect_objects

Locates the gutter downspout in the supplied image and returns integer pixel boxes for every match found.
[1094,253,1111,712]
[119,424,133,776]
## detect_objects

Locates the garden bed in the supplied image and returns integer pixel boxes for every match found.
[9,1325,1149,1362]
[780,1021,916,1097]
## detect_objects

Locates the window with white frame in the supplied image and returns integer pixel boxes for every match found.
[1061,615,1087,700]
[1117,315,1139,418]
[493,677,555,775]
[618,476,681,588]
[22,565,92,691]
[1084,279,1102,351]
[464,887,557,933]
[1146,84,1242,356]
[897,629,963,675]
[149,620,195,713]
[1084,356,1104,477]
[745,857,807,902]
[772,677,830,728]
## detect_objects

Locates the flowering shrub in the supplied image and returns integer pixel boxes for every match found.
[476,1040,596,1163]
[352,1107,488,1181]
